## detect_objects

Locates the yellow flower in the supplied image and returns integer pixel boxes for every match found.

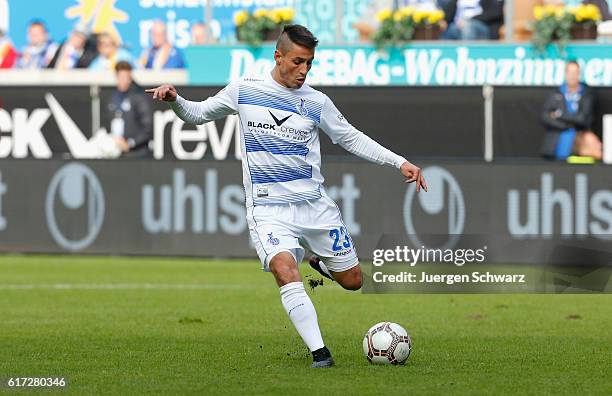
[533,5,544,20]
[234,10,249,26]
[268,8,294,24]
[412,10,426,24]
[399,6,415,17]
[555,7,565,19]
[595,9,602,20]
[393,11,403,22]
[585,4,602,20]
[572,4,601,22]
[585,4,596,14]
[280,7,295,21]
[375,8,392,22]
[544,4,557,16]
[253,8,269,19]
[576,5,589,22]
[269,9,282,23]
[427,10,444,24]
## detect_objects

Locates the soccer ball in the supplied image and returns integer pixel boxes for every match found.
[362,322,412,365]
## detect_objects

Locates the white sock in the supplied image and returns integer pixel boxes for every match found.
[317,259,332,278]
[280,282,325,352]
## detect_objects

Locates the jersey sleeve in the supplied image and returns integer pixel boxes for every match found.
[318,95,407,169]
[169,80,239,124]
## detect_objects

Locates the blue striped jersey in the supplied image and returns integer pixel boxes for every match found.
[170,72,407,207]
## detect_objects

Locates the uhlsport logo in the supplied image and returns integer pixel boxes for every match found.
[403,166,465,250]
[45,163,105,251]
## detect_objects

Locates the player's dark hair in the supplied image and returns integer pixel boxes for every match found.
[28,19,47,31]
[115,61,132,73]
[276,24,318,52]
[566,60,580,69]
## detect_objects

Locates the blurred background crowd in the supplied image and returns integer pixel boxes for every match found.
[0,0,610,71]
[0,19,190,71]
[0,0,611,162]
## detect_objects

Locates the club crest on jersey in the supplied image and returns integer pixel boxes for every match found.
[296,98,309,117]
[267,232,280,246]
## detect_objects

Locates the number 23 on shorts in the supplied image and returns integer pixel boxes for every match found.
[329,226,352,251]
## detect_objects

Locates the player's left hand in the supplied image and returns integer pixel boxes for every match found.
[114,136,129,152]
[400,161,427,193]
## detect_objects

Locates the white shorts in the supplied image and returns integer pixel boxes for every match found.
[246,192,359,273]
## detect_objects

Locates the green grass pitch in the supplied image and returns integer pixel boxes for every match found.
[0,255,611,395]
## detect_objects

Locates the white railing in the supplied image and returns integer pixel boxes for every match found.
[0,69,188,86]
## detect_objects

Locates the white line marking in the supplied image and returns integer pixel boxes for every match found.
[0,283,255,290]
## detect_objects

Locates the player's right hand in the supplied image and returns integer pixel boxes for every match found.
[145,84,177,102]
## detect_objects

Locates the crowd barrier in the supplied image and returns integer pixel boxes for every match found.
[1,83,610,160]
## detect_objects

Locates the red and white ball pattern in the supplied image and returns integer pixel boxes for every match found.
[362,322,412,365]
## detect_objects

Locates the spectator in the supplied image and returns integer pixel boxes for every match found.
[191,22,214,45]
[353,0,444,42]
[0,30,18,68]
[442,0,504,40]
[48,26,97,69]
[589,0,612,36]
[139,21,185,69]
[540,61,602,160]
[17,20,58,68]
[106,61,153,158]
[88,32,133,71]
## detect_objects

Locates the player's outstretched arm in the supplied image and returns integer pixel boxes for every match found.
[145,82,238,125]
[319,96,427,193]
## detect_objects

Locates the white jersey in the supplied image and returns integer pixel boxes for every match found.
[170,72,407,207]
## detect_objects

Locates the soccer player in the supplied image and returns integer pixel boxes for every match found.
[147,24,427,368]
